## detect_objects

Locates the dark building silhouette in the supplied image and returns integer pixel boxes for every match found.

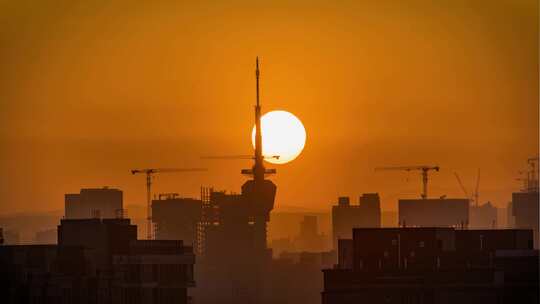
[0,217,196,304]
[113,240,195,303]
[469,201,498,229]
[332,194,381,250]
[512,191,539,248]
[399,198,469,227]
[65,187,124,219]
[323,227,539,304]
[58,218,138,267]
[152,194,202,248]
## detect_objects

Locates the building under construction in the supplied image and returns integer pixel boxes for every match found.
[152,194,202,247]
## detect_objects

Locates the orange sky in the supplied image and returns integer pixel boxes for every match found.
[0,0,538,214]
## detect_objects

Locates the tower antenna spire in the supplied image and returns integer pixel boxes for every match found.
[253,56,264,181]
[241,57,276,180]
[256,56,260,107]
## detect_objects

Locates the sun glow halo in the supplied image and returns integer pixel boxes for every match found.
[251,110,306,164]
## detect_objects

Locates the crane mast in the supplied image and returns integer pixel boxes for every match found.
[376,165,440,199]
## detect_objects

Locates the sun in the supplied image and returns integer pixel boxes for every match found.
[251,110,306,164]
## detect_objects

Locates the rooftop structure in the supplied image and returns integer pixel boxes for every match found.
[398,198,469,227]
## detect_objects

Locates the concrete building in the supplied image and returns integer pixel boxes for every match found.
[65,187,123,219]
[323,227,539,304]
[152,194,202,247]
[512,191,539,248]
[332,194,381,250]
[399,198,469,227]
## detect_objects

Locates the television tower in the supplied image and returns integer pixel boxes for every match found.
[241,57,276,179]
[240,57,277,253]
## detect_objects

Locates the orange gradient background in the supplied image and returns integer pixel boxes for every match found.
[0,0,538,215]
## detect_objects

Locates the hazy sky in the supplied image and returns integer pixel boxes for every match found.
[1,0,538,214]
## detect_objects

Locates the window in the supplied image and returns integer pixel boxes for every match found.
[410,251,415,257]
[391,239,397,246]
[419,241,425,248]
[384,250,389,257]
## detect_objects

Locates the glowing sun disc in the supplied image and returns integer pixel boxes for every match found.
[251,110,306,164]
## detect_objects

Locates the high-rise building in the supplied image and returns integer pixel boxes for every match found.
[332,194,381,250]
[65,187,123,219]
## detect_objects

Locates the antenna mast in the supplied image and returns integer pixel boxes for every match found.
[240,57,276,179]
[253,57,265,182]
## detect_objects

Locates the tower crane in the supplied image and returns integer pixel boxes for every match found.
[131,168,206,240]
[375,165,440,199]
[454,172,470,200]
[454,168,480,207]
